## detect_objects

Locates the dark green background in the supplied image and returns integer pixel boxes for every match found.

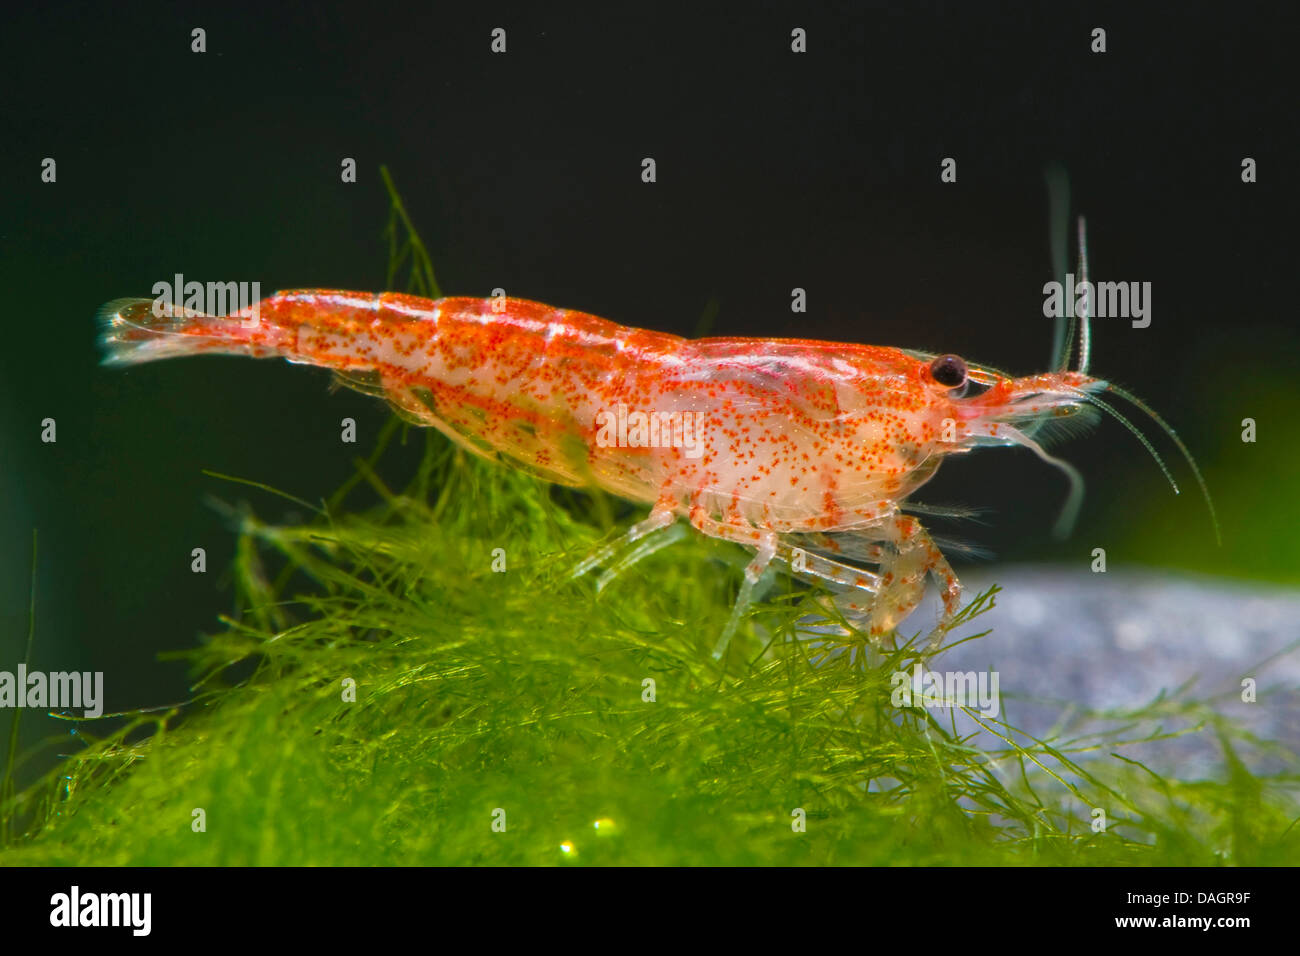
[1,3,1294,785]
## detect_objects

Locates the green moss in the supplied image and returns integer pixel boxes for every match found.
[2,173,1296,866]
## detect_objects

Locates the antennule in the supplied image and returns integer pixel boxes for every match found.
[1083,392,1180,495]
[1104,382,1222,546]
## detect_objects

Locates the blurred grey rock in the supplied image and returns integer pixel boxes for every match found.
[924,565,1300,778]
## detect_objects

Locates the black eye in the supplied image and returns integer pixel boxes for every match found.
[929,354,968,388]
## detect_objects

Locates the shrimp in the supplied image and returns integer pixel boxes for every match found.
[98,282,1218,657]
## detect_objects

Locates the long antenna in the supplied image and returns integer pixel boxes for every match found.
[1044,164,1072,371]
[1105,382,1222,546]
[1076,216,1092,374]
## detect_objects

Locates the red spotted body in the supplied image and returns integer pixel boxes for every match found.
[99,286,1215,656]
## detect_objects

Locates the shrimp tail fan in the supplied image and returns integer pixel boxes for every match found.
[97,297,282,366]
